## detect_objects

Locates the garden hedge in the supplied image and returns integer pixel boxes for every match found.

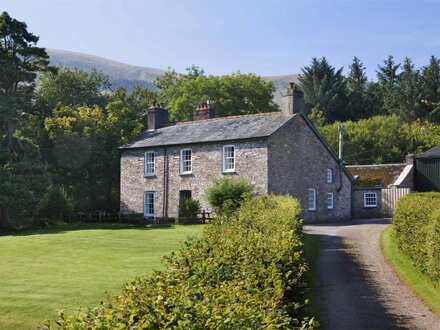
[393,192,440,282]
[52,195,316,329]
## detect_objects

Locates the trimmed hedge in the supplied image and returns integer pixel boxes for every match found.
[52,195,316,329]
[393,192,440,282]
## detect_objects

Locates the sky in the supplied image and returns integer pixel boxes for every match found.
[2,0,440,79]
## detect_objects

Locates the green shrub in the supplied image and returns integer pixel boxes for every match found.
[52,195,317,329]
[205,177,254,216]
[426,210,440,283]
[178,197,201,223]
[37,185,73,221]
[393,192,440,282]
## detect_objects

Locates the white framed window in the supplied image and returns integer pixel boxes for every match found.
[327,169,333,183]
[144,151,155,176]
[222,145,235,172]
[180,149,192,174]
[143,191,154,217]
[308,189,316,211]
[364,192,377,208]
[327,193,334,209]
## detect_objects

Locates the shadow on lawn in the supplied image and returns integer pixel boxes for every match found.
[0,222,203,237]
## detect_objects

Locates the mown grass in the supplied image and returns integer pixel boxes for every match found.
[381,225,440,317]
[303,233,321,324]
[0,223,204,330]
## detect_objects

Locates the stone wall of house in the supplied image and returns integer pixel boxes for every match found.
[120,140,268,218]
[267,115,352,222]
[352,188,382,219]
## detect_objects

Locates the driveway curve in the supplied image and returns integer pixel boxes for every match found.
[304,219,440,330]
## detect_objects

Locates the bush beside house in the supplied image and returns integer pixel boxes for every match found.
[393,192,440,283]
[53,195,317,329]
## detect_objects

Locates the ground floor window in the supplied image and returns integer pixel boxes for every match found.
[327,192,334,209]
[144,191,154,217]
[308,188,316,211]
[364,192,377,208]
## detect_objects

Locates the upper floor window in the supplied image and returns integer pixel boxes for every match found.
[144,151,155,176]
[180,149,192,174]
[308,188,316,211]
[327,169,333,183]
[222,145,235,172]
[327,193,334,209]
[364,192,377,208]
[143,191,154,217]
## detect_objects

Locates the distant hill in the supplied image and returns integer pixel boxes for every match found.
[47,49,165,91]
[47,49,300,105]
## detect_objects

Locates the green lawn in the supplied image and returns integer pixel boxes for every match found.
[0,223,204,329]
[381,225,440,317]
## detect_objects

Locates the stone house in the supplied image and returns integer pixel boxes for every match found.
[347,155,414,218]
[119,84,353,222]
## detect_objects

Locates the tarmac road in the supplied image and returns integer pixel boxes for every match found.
[304,219,440,330]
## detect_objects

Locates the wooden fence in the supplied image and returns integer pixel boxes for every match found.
[381,188,411,217]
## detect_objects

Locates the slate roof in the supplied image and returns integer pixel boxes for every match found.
[120,112,295,149]
[419,146,440,158]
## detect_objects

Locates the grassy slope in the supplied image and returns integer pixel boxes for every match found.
[380,226,440,317]
[0,224,204,330]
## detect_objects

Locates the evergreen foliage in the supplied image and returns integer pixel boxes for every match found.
[178,197,201,221]
[37,185,73,221]
[298,57,348,122]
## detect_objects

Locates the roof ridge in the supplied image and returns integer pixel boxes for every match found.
[174,111,282,125]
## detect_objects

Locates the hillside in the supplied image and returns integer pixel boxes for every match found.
[47,49,300,104]
[47,49,165,91]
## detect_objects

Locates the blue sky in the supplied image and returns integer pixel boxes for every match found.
[3,0,440,79]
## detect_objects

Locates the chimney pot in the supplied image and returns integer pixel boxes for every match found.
[148,103,168,130]
[194,100,214,120]
[281,82,304,116]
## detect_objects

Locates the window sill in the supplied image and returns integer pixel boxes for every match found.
[307,209,316,212]
[180,172,193,176]
[222,170,236,174]
[364,205,377,208]
[145,174,156,178]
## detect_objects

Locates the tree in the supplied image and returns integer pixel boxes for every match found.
[299,57,348,122]
[0,12,50,227]
[0,11,50,159]
[396,58,421,121]
[37,185,73,221]
[420,56,440,120]
[346,57,369,120]
[377,56,401,115]
[34,67,110,117]
[156,67,278,122]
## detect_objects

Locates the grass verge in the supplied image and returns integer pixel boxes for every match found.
[380,225,440,317]
[303,232,321,323]
[0,223,204,330]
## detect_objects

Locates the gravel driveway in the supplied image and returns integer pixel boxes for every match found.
[304,219,440,330]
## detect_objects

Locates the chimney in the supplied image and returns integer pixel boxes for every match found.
[147,101,169,130]
[193,100,214,121]
[281,82,304,115]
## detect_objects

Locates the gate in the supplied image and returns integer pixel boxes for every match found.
[381,188,411,217]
